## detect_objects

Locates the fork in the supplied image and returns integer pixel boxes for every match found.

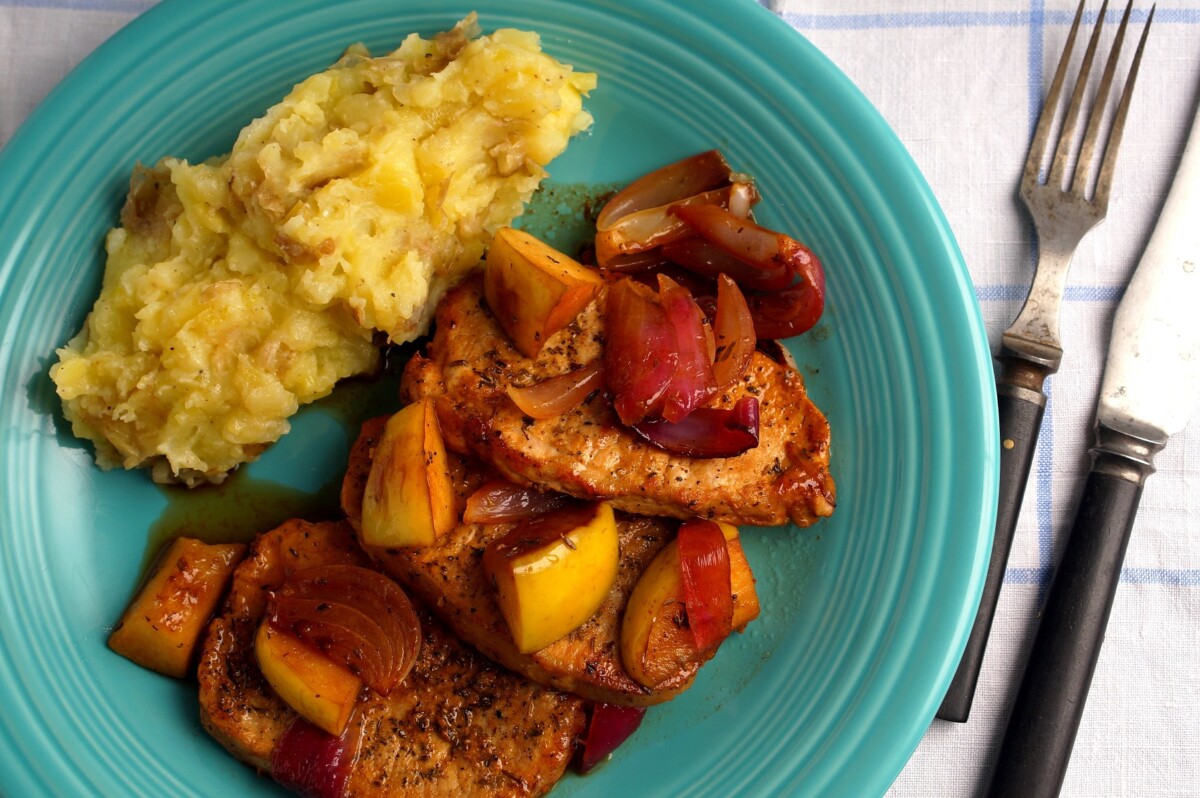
[937,0,1154,723]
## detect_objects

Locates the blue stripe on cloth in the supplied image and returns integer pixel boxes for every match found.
[1006,567,1200,587]
[780,7,1200,30]
[974,284,1124,302]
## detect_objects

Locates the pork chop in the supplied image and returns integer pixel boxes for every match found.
[402,275,835,528]
[341,417,725,707]
[197,518,586,797]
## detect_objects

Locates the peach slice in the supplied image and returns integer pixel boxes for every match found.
[108,537,246,678]
[254,621,362,736]
[620,522,759,689]
[483,502,619,654]
[360,398,456,548]
[484,226,603,357]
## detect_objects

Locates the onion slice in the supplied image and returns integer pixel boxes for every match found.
[711,275,757,390]
[271,716,354,798]
[464,479,572,524]
[631,396,760,458]
[596,150,732,232]
[575,703,648,774]
[744,282,826,340]
[270,565,421,696]
[656,275,717,423]
[677,520,734,654]
[594,187,741,267]
[604,279,678,425]
[660,235,792,293]
[506,360,605,420]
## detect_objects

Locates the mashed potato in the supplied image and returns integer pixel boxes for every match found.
[51,15,595,485]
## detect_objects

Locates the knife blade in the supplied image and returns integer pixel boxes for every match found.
[987,102,1200,797]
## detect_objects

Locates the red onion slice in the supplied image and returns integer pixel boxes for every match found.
[575,703,648,774]
[272,716,353,798]
[631,396,760,458]
[464,479,573,524]
[677,520,734,654]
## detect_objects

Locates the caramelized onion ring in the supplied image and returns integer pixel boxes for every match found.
[269,565,420,696]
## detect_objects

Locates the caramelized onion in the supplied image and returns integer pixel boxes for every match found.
[744,283,826,340]
[677,520,734,654]
[506,360,605,420]
[595,150,732,232]
[269,565,420,696]
[600,249,673,275]
[656,275,717,423]
[271,716,353,798]
[464,479,572,524]
[711,275,756,390]
[594,186,738,267]
[670,203,826,337]
[604,279,678,425]
[575,703,648,774]
[660,235,792,292]
[631,396,760,458]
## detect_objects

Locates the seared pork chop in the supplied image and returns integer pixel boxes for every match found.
[342,417,731,707]
[403,275,835,528]
[197,518,586,797]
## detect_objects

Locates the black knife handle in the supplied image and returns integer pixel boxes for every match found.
[938,379,1046,722]
[986,465,1144,798]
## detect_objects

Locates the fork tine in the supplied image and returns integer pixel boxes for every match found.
[1071,0,1133,198]
[1047,0,1110,189]
[1023,0,1087,193]
[1092,4,1155,208]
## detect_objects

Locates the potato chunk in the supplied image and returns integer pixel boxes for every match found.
[109,537,246,678]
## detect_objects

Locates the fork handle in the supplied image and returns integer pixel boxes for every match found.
[937,367,1046,723]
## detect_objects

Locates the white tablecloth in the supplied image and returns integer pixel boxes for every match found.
[4,1,1199,795]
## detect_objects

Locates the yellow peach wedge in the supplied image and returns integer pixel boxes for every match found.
[620,522,759,689]
[360,398,456,548]
[484,226,603,357]
[254,621,362,736]
[108,537,246,678]
[483,501,619,654]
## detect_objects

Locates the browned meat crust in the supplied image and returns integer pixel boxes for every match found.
[342,417,698,707]
[197,518,586,797]
[402,275,835,528]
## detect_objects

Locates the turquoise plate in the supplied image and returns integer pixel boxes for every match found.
[0,1,997,796]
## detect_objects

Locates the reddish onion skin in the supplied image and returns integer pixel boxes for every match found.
[575,703,648,774]
[595,150,732,232]
[506,360,605,420]
[272,716,353,798]
[661,235,793,292]
[677,520,734,654]
[594,187,740,267]
[711,275,757,390]
[631,396,760,458]
[604,279,678,425]
[670,203,826,337]
[464,479,572,524]
[744,281,826,340]
[656,275,717,423]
